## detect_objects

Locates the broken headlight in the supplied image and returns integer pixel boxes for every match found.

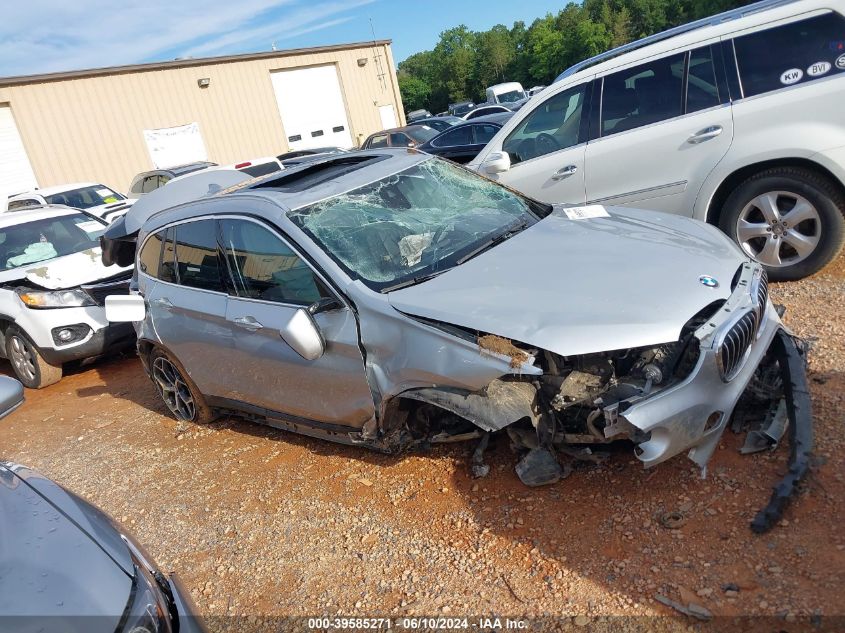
[16,288,96,309]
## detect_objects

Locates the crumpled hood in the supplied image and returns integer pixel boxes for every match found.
[389,206,747,357]
[0,248,131,290]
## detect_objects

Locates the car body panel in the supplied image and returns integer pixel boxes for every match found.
[388,205,744,357]
[0,463,131,627]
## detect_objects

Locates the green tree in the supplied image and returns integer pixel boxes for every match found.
[397,74,432,113]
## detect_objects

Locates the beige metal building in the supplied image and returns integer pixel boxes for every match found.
[0,40,405,194]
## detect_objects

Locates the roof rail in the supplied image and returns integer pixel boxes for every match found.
[554,0,800,82]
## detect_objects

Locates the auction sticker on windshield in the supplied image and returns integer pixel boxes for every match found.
[562,205,610,220]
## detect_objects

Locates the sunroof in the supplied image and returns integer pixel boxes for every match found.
[251,155,387,193]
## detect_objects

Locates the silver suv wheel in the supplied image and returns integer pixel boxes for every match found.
[735,191,821,268]
[152,355,196,421]
[8,334,36,383]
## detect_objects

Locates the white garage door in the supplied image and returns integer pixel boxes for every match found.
[0,105,38,194]
[271,65,353,151]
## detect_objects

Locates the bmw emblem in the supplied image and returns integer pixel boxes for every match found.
[698,275,719,288]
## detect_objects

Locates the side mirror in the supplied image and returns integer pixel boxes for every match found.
[0,376,24,416]
[280,308,325,361]
[105,294,146,322]
[483,151,511,174]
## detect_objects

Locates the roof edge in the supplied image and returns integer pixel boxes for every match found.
[0,39,393,87]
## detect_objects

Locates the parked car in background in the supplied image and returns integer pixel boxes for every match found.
[528,85,547,97]
[407,109,433,122]
[0,206,134,387]
[168,157,284,183]
[0,446,207,631]
[128,162,217,198]
[361,125,438,149]
[7,183,134,223]
[408,116,464,132]
[471,0,845,280]
[104,149,809,530]
[485,81,528,105]
[417,113,511,164]
[448,101,476,117]
[463,104,513,120]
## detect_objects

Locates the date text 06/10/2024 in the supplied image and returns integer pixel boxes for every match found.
[306,617,529,629]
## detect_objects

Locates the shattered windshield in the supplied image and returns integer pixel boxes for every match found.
[287,158,544,291]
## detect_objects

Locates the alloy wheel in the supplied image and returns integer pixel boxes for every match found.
[152,356,196,421]
[735,191,821,268]
[8,335,36,382]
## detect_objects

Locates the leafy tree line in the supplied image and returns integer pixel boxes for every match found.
[397,0,754,113]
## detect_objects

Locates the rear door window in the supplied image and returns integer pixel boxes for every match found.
[389,132,411,147]
[173,220,223,292]
[601,53,685,136]
[433,126,472,147]
[733,12,845,97]
[219,219,328,305]
[138,231,163,278]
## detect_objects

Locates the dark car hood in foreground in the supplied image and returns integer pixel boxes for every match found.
[0,462,131,629]
[389,206,746,357]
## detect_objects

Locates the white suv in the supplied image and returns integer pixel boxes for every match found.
[7,183,135,223]
[0,206,134,387]
[470,0,845,280]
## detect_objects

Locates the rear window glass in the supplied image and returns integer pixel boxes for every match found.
[0,213,106,269]
[733,12,845,97]
[44,185,125,209]
[241,162,281,177]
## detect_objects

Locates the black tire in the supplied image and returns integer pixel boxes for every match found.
[718,167,845,281]
[148,347,216,425]
[4,326,62,389]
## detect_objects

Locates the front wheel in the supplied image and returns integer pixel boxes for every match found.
[5,327,62,389]
[719,167,845,281]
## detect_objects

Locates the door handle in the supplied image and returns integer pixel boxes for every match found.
[551,165,578,180]
[151,297,173,309]
[687,125,723,144]
[232,316,264,331]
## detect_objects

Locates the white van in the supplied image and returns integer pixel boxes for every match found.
[485,82,528,105]
[471,0,845,280]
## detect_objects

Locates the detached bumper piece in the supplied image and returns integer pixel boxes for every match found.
[751,330,813,534]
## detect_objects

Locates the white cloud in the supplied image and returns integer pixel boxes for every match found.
[0,0,374,77]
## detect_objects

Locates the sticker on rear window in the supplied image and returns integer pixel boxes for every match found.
[780,68,803,85]
[807,61,831,77]
[562,205,610,220]
[96,188,112,197]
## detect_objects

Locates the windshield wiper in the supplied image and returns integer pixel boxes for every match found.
[455,218,529,265]
[380,268,452,293]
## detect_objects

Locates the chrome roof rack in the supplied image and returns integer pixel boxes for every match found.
[554,0,801,82]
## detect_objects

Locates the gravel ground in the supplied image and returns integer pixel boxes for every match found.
[1,255,843,632]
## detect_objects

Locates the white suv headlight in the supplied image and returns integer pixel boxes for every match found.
[16,288,96,309]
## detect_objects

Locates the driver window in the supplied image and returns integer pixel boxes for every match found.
[502,84,587,164]
[219,219,328,306]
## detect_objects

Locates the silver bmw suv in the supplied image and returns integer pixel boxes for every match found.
[107,150,811,532]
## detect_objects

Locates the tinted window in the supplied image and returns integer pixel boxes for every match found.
[220,219,326,305]
[139,231,163,278]
[44,185,125,208]
[368,134,388,148]
[173,220,222,291]
[503,84,587,164]
[474,124,499,144]
[160,227,177,283]
[7,199,40,211]
[389,132,411,147]
[734,12,845,98]
[687,46,721,113]
[601,53,685,136]
[434,126,472,147]
[241,162,280,177]
[405,126,438,144]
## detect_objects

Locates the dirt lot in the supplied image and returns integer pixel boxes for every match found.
[1,256,844,631]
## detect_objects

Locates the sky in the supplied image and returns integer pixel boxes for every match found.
[0,0,566,78]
